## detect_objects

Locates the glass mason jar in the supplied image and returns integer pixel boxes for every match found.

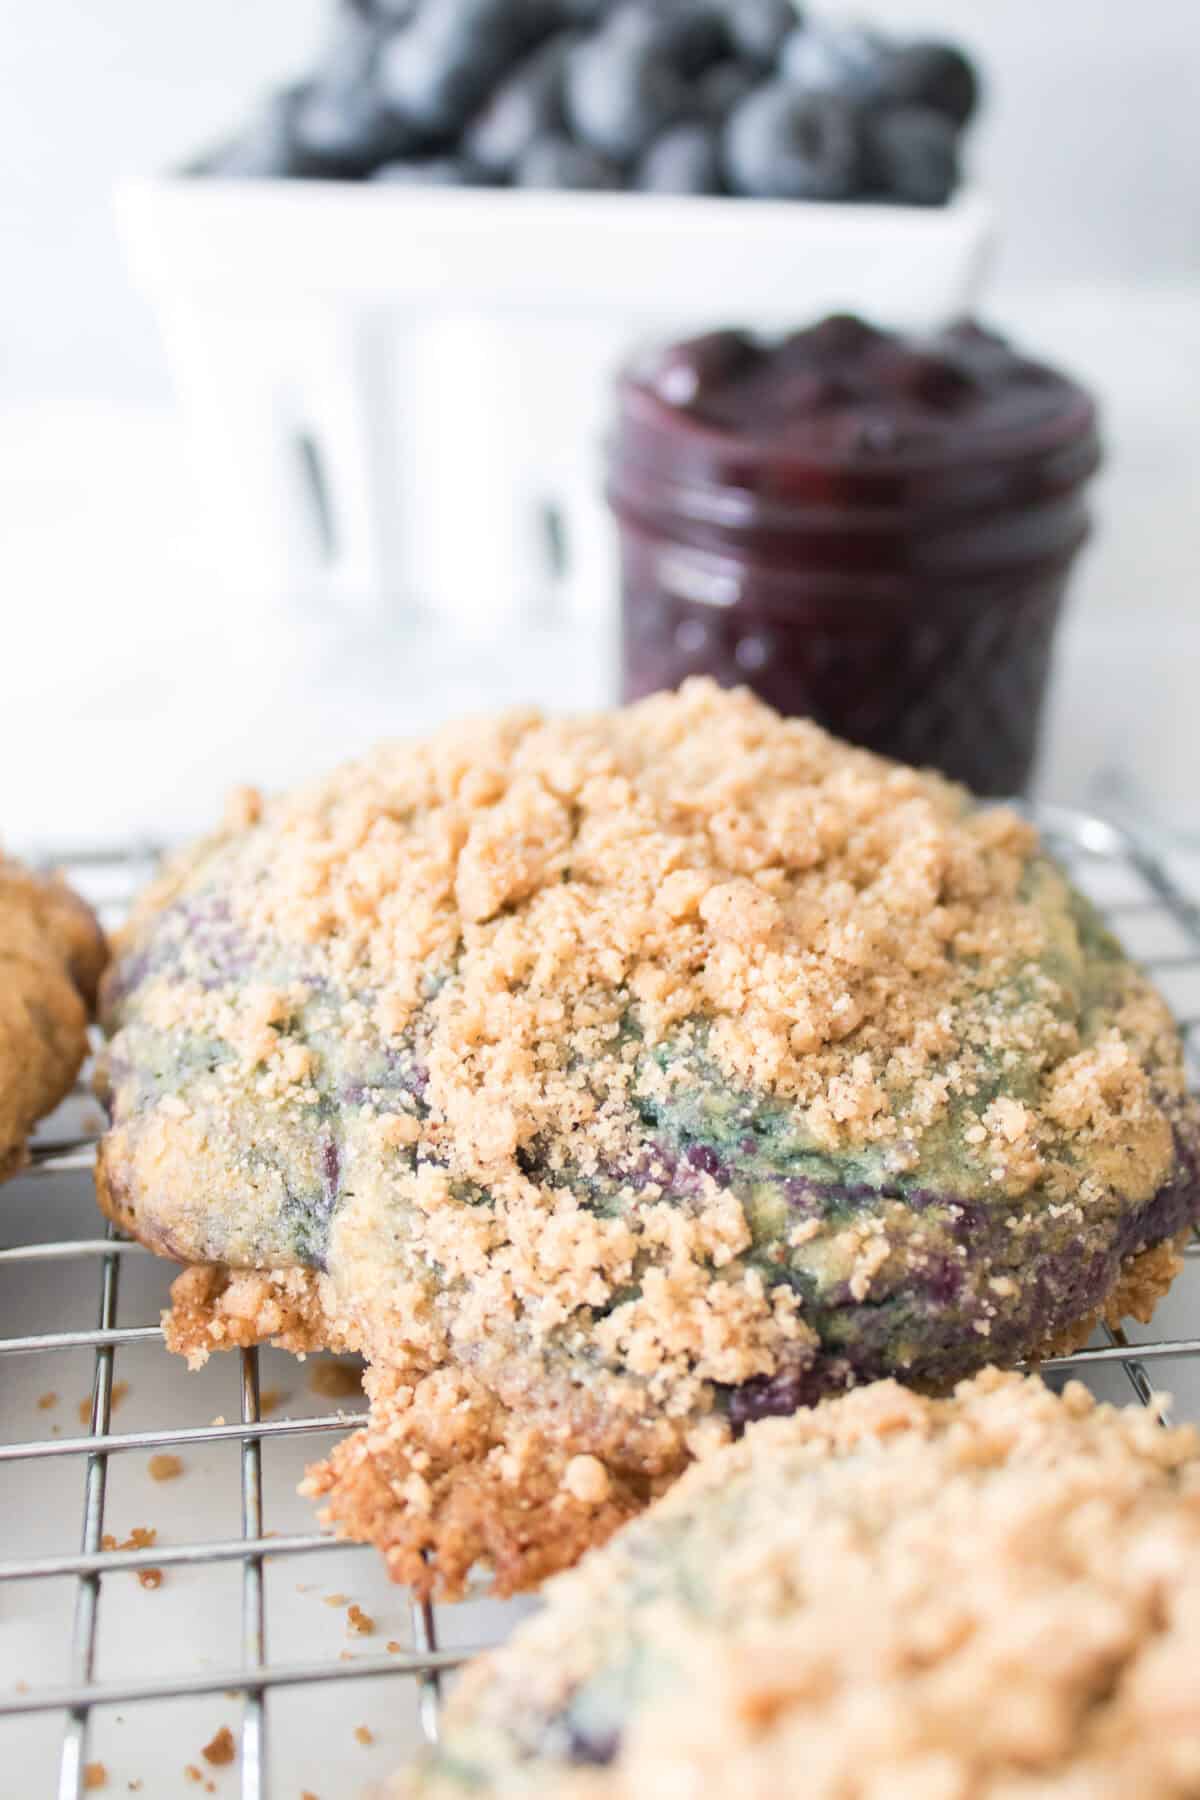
[610,318,1101,796]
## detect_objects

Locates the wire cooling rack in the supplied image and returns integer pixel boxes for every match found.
[1,810,1199,1799]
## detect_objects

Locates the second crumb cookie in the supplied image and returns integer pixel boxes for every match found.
[397,1370,1200,1798]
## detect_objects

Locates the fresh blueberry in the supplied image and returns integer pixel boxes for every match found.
[555,0,615,20]
[192,86,321,179]
[637,120,723,192]
[653,7,731,78]
[293,9,422,174]
[378,0,546,135]
[723,0,797,69]
[696,58,758,121]
[301,0,375,98]
[564,25,689,162]
[516,131,624,187]
[866,104,959,205]
[294,83,423,175]
[779,20,891,98]
[464,31,576,176]
[369,154,489,183]
[882,40,979,127]
[369,0,418,17]
[723,82,862,200]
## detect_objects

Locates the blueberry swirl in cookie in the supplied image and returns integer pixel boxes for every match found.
[95,681,1200,1594]
[1,855,106,1180]
[394,1371,1200,1797]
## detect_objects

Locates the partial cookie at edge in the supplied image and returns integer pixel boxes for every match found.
[0,856,107,1180]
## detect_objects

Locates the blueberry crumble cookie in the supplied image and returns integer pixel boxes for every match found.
[395,1370,1200,1798]
[95,681,1200,1594]
[1,855,107,1181]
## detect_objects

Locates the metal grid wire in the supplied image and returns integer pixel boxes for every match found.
[2,809,1198,1798]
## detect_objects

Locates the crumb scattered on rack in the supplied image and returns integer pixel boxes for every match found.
[386,1640,403,1654]
[148,1453,183,1482]
[301,1791,319,1799]
[346,1603,374,1635]
[202,1727,235,1767]
[37,1391,58,1411]
[258,1388,287,1417]
[82,1765,107,1791]
[127,1782,143,1793]
[137,1568,163,1590]
[79,1380,128,1425]
[323,1592,348,1607]
[102,1527,157,1553]
[354,1726,374,1746]
[13,1680,28,1694]
[309,1361,363,1399]
[183,1768,214,1790]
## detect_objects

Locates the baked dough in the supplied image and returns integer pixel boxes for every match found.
[1,855,106,1180]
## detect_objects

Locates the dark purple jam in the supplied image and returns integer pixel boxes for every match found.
[609,316,1101,795]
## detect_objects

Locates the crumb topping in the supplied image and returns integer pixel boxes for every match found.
[108,682,1179,1181]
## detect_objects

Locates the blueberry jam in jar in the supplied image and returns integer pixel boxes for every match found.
[610,317,1101,795]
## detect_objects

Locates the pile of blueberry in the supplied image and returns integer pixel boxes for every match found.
[195,0,979,206]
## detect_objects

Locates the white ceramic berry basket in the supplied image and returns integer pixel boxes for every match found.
[116,176,993,633]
